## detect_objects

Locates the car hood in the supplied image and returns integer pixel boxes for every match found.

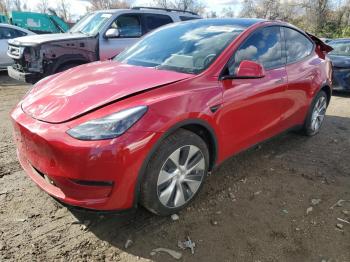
[21,61,192,123]
[8,32,87,46]
[329,55,350,68]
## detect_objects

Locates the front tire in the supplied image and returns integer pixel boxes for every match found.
[140,129,209,216]
[302,90,328,136]
[56,63,81,73]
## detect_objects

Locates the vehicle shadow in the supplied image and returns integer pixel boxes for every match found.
[67,114,350,261]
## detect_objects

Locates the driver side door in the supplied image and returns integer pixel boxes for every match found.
[218,26,289,156]
[99,14,143,60]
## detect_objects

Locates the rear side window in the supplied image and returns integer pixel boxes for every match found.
[180,16,200,21]
[144,14,173,31]
[0,27,27,39]
[110,14,142,38]
[228,26,284,74]
[284,27,314,63]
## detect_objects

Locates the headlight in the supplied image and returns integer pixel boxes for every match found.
[67,106,147,140]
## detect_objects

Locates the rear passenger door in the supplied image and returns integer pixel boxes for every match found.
[281,27,316,127]
[100,14,143,60]
[142,13,173,34]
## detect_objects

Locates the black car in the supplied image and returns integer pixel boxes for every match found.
[328,39,350,91]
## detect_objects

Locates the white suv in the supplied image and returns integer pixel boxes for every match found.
[7,7,200,83]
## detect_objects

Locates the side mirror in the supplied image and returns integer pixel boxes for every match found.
[235,60,265,78]
[221,60,265,80]
[105,28,120,39]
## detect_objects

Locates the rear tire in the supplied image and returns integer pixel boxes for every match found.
[140,129,209,216]
[302,90,328,136]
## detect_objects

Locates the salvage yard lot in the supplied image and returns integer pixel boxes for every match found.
[0,71,349,261]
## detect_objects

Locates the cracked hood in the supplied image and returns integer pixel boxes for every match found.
[21,61,192,123]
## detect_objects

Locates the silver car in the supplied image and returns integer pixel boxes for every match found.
[7,7,201,83]
[0,23,34,70]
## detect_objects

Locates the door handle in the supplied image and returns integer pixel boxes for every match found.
[274,77,285,84]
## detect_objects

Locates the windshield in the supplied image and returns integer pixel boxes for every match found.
[69,12,112,35]
[329,40,350,57]
[115,20,246,74]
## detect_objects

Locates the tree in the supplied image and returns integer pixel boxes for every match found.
[152,0,205,14]
[13,0,21,11]
[153,0,172,8]
[88,0,132,10]
[238,0,350,37]
[302,0,330,34]
[222,7,235,18]
[37,0,49,13]
[206,10,217,18]
[57,0,71,22]
[0,0,11,14]
[239,0,256,18]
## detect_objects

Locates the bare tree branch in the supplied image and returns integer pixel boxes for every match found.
[57,0,71,22]
[37,0,49,13]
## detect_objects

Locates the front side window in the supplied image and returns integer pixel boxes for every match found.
[110,14,142,38]
[144,14,173,32]
[228,26,284,75]
[115,21,247,74]
[329,40,350,57]
[284,27,314,63]
[69,12,112,36]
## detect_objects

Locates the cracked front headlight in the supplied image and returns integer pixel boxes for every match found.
[67,106,148,140]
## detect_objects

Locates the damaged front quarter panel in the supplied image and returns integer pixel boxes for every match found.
[39,37,98,74]
[8,36,98,83]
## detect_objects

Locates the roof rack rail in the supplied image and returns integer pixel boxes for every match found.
[131,6,198,16]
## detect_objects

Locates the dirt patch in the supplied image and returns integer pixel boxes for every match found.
[0,71,349,261]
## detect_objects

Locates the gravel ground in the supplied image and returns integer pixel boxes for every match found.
[0,71,349,262]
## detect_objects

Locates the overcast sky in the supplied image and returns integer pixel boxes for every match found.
[23,0,242,20]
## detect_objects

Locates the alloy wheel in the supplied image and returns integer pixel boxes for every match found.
[311,96,327,132]
[157,145,206,208]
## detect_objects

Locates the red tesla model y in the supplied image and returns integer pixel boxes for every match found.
[11,19,332,215]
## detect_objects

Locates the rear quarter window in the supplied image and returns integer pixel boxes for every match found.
[284,27,314,64]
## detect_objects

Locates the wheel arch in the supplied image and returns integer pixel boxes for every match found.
[320,84,332,105]
[49,54,91,74]
[133,118,219,207]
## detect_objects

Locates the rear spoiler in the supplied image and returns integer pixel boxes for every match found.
[306,32,333,53]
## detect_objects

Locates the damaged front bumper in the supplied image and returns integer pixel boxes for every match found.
[7,65,42,84]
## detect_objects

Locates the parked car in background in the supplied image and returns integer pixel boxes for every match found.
[0,23,34,70]
[12,19,332,215]
[328,38,350,91]
[7,7,200,83]
[320,37,333,43]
